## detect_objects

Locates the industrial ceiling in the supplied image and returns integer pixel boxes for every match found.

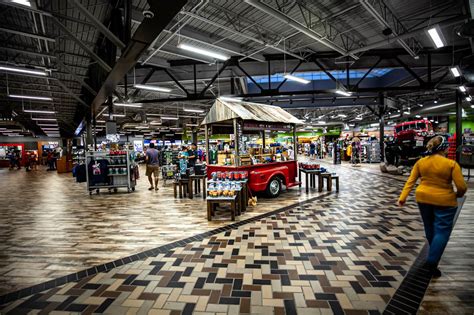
[0,0,472,138]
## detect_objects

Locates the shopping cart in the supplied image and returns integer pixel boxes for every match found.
[161,164,178,186]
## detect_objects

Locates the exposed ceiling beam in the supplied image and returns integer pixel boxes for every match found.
[346,15,467,55]
[0,46,57,59]
[244,0,359,59]
[51,16,112,72]
[90,0,189,114]
[0,27,55,42]
[68,0,126,50]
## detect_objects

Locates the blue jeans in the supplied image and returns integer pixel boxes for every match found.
[418,203,458,266]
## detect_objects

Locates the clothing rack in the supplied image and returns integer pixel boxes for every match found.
[85,150,137,194]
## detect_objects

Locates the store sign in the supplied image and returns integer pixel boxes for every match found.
[243,122,292,131]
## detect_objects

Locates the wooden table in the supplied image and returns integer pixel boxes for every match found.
[189,174,207,199]
[207,179,248,212]
[298,168,321,193]
[207,196,237,221]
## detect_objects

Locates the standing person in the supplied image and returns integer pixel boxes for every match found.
[287,146,294,160]
[398,136,467,277]
[187,143,198,168]
[145,143,160,191]
[309,142,316,159]
[178,146,189,176]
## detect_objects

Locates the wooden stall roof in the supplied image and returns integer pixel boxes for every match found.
[201,99,303,126]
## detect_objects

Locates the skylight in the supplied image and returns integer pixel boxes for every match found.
[248,68,393,84]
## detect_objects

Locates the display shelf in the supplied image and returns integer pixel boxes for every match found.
[85,150,137,194]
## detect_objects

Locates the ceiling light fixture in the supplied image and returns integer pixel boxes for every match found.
[219,96,242,102]
[177,43,229,61]
[450,66,461,77]
[186,123,198,127]
[427,26,445,48]
[150,121,162,125]
[335,89,352,97]
[37,124,58,127]
[459,85,467,92]
[23,109,55,114]
[283,74,310,84]
[415,115,421,118]
[183,108,205,113]
[466,96,472,102]
[403,111,410,115]
[9,94,53,101]
[0,65,47,76]
[133,84,172,93]
[31,117,57,121]
[161,116,179,120]
[11,0,31,6]
[422,102,455,110]
[317,121,326,124]
[114,103,143,108]
[337,114,347,118]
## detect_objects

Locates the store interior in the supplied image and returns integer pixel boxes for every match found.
[1,0,474,314]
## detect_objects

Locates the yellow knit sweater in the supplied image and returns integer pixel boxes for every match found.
[399,154,467,207]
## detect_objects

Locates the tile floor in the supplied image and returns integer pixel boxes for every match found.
[0,160,472,314]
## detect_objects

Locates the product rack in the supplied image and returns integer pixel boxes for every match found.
[85,150,137,194]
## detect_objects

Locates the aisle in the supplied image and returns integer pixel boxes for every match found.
[0,163,428,314]
[0,165,318,296]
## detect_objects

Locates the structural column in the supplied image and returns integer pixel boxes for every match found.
[204,125,209,164]
[233,118,240,166]
[378,93,385,162]
[456,90,462,162]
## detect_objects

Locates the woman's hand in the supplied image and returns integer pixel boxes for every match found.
[398,200,406,207]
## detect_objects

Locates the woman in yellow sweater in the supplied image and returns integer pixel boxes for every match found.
[399,136,467,277]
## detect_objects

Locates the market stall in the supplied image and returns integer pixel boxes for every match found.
[201,99,302,198]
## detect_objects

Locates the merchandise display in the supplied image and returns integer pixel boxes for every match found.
[85,150,138,194]
[203,99,302,198]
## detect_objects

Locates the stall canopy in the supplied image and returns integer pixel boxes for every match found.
[201,99,303,125]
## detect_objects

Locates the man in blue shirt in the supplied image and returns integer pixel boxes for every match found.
[146,143,161,191]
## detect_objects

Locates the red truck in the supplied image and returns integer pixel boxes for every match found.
[385,120,435,166]
[207,160,299,198]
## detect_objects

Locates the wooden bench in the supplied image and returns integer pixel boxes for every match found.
[318,173,332,192]
[331,175,339,192]
[207,196,237,221]
[173,178,191,198]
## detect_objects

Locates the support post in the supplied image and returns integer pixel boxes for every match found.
[193,64,197,95]
[293,124,297,161]
[456,90,462,162]
[379,93,385,163]
[108,96,114,121]
[233,118,240,166]
[267,59,271,90]
[205,125,209,164]
[262,130,266,149]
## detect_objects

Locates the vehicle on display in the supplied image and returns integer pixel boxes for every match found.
[207,161,299,198]
[385,120,435,166]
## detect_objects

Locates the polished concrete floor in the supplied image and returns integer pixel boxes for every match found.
[0,160,472,314]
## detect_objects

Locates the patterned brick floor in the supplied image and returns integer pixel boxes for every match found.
[0,170,427,314]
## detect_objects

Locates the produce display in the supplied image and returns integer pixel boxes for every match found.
[208,182,242,198]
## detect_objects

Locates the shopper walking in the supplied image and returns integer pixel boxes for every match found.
[398,136,467,277]
[145,143,160,191]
